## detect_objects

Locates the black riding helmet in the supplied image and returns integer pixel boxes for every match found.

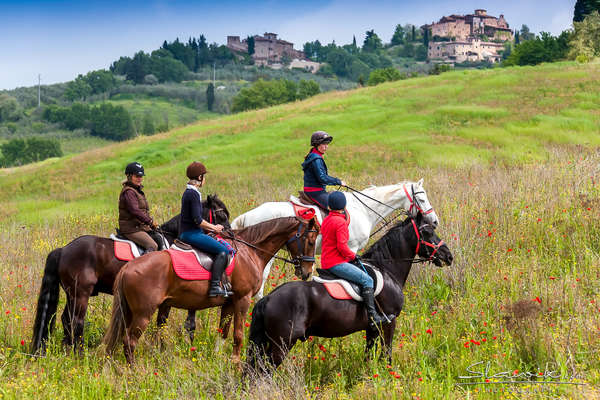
[125,162,145,177]
[311,131,333,147]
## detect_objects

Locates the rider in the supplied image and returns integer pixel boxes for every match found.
[179,161,232,297]
[302,131,346,210]
[321,191,386,326]
[118,162,162,252]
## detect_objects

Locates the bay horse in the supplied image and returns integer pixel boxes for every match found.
[231,180,439,298]
[247,214,453,372]
[103,216,319,365]
[30,195,230,355]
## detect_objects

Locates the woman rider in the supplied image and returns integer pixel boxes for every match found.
[321,191,385,326]
[118,162,162,252]
[301,131,346,210]
[179,161,232,297]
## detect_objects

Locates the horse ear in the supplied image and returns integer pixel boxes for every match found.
[206,194,213,206]
[417,178,424,187]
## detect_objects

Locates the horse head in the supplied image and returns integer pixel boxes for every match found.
[402,179,439,228]
[413,213,452,267]
[205,194,232,231]
[286,216,320,281]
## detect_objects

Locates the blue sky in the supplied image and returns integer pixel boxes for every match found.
[0,0,576,90]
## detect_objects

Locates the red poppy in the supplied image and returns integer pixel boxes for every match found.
[190,346,196,351]
[533,297,542,304]
[245,322,250,327]
[426,328,432,335]
[20,340,25,346]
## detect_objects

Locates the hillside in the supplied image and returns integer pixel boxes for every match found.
[1,62,598,223]
[1,61,599,399]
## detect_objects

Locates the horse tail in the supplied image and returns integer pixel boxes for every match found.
[30,248,62,354]
[103,267,130,354]
[247,295,270,370]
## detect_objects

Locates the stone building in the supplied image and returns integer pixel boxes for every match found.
[227,33,305,67]
[424,9,513,63]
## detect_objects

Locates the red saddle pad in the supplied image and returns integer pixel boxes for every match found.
[322,282,353,300]
[114,241,135,261]
[291,202,317,222]
[166,249,235,281]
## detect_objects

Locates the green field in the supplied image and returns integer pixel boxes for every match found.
[0,61,599,399]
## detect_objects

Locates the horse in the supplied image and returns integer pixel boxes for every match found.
[246,214,453,372]
[30,195,230,355]
[103,216,320,365]
[231,180,439,298]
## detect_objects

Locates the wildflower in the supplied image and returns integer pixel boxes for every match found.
[245,322,250,327]
[513,370,518,375]
[418,377,423,382]
[549,276,556,280]
[533,297,542,304]
[373,374,379,378]
[426,328,432,335]
[20,340,25,346]
[507,248,512,252]
[431,311,437,316]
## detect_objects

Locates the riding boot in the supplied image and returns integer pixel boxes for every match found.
[209,252,233,297]
[361,287,387,326]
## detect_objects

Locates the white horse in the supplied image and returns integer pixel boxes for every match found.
[231,179,439,298]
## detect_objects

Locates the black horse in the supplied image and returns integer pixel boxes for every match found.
[247,214,453,371]
[31,195,230,354]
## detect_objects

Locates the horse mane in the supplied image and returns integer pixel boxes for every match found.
[361,216,414,270]
[233,216,299,245]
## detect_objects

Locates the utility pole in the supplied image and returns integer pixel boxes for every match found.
[37,74,41,108]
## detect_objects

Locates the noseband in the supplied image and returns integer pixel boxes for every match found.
[286,220,318,266]
[404,184,435,216]
[411,219,444,262]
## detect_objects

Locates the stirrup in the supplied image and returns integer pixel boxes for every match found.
[209,282,233,297]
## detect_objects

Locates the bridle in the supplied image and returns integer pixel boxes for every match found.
[411,219,444,263]
[286,219,319,268]
[404,184,435,216]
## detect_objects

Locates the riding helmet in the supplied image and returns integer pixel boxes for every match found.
[186,161,207,180]
[328,191,346,211]
[310,131,333,147]
[125,162,145,176]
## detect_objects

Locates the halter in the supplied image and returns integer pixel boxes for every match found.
[411,219,444,262]
[404,184,435,215]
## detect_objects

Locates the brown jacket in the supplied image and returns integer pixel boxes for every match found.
[118,182,153,234]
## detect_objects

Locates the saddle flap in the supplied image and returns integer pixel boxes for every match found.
[170,241,215,270]
[289,195,324,224]
[315,263,384,301]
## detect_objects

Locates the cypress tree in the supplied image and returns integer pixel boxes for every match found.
[574,0,600,22]
[206,83,215,111]
[412,25,416,42]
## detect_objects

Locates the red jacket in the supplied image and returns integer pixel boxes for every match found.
[321,211,355,269]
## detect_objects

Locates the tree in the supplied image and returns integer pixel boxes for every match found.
[515,31,520,45]
[416,45,428,61]
[90,103,134,141]
[400,43,415,57]
[367,67,404,86]
[0,137,62,167]
[206,83,215,111]
[412,25,416,42]
[362,30,383,52]
[64,76,92,101]
[423,28,430,47]
[574,0,600,22]
[0,94,22,122]
[84,70,116,94]
[391,24,406,45]
[569,11,600,59]
[520,25,536,41]
[247,36,255,55]
[126,51,151,84]
[503,31,570,66]
[142,114,155,135]
[298,80,320,100]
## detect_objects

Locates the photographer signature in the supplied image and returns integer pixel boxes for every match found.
[457,361,585,385]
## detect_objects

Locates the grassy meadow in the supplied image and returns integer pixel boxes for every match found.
[0,61,599,399]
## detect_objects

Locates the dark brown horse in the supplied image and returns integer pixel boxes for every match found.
[104,216,319,365]
[247,215,453,372]
[30,195,230,354]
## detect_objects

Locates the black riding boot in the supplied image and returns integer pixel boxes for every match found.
[209,252,233,297]
[362,287,387,326]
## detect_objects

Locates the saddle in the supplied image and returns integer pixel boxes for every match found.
[289,194,324,225]
[166,239,235,281]
[313,262,384,301]
[110,234,145,261]
[297,191,329,216]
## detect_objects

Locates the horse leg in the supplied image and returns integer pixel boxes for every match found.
[255,258,273,299]
[156,303,171,349]
[380,320,396,365]
[214,301,234,353]
[231,295,251,365]
[71,288,93,355]
[184,310,196,343]
[123,312,152,365]
[61,292,74,347]
[365,325,383,361]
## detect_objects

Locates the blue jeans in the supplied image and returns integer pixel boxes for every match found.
[179,230,228,255]
[328,262,373,289]
[306,190,329,209]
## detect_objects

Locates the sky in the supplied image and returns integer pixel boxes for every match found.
[0,0,577,91]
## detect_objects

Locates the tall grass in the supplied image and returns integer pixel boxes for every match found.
[0,61,599,399]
